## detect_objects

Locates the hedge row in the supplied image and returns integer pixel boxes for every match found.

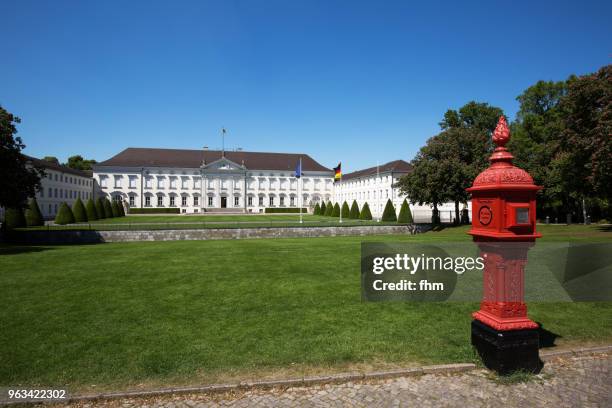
[264,208,308,214]
[314,199,414,224]
[129,208,181,214]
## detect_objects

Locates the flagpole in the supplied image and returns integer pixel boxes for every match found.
[338,163,342,224]
[299,157,303,224]
[376,161,380,222]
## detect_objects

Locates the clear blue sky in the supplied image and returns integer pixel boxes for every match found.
[2,0,610,172]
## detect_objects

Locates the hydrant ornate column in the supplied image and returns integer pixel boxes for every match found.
[467,116,542,374]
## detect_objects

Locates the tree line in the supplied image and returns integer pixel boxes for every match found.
[396,65,611,223]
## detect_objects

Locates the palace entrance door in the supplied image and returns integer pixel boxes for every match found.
[221,196,227,208]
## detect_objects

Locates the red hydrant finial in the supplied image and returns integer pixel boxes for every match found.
[492,116,510,148]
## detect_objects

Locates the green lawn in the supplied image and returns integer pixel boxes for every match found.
[20,214,393,231]
[0,225,610,392]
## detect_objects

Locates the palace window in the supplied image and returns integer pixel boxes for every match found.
[100,176,108,188]
[181,178,188,189]
[129,196,135,207]
[269,196,274,206]
[170,178,177,189]
[234,197,239,207]
[182,196,187,206]
[157,196,163,207]
[259,196,264,206]
[145,196,151,207]
[194,178,201,189]
[114,176,122,188]
[208,196,213,206]
[157,177,165,189]
[248,196,253,207]
[193,196,199,206]
[290,197,295,206]
[170,196,176,207]
[280,196,285,207]
[145,177,152,189]
[129,177,137,189]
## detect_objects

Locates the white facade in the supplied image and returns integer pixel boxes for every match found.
[23,158,94,219]
[94,156,334,213]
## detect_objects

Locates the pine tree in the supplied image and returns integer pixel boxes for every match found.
[4,207,26,229]
[397,199,413,224]
[86,198,98,221]
[96,198,106,219]
[72,198,87,222]
[331,203,340,217]
[25,198,44,226]
[360,202,372,220]
[103,198,114,218]
[313,202,321,215]
[55,202,75,225]
[319,201,326,216]
[381,199,397,222]
[111,200,120,217]
[349,200,360,219]
[341,201,350,218]
[324,201,334,216]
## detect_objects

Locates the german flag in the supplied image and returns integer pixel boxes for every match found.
[333,162,342,182]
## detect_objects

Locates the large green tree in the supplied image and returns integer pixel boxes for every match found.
[440,101,504,134]
[66,155,97,171]
[0,106,44,209]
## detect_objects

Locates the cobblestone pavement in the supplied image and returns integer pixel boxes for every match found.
[62,353,610,407]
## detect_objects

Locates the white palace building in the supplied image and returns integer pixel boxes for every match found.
[92,147,462,221]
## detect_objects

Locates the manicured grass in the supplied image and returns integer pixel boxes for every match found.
[19,214,395,230]
[0,225,610,392]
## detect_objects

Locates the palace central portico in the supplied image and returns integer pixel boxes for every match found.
[93,148,334,213]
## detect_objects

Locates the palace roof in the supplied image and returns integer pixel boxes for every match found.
[341,160,412,181]
[95,148,332,172]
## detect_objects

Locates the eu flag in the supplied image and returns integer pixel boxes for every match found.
[294,157,302,178]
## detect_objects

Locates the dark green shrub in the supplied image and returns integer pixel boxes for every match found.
[264,207,308,213]
[55,202,75,225]
[319,201,326,215]
[349,200,360,219]
[324,202,333,216]
[72,198,87,222]
[313,202,321,215]
[103,199,114,218]
[129,208,181,214]
[382,199,397,222]
[25,198,44,226]
[341,201,350,218]
[461,208,470,224]
[4,207,26,229]
[111,200,120,217]
[397,199,413,224]
[360,202,372,220]
[332,203,340,217]
[118,202,126,217]
[86,198,98,221]
[96,198,106,219]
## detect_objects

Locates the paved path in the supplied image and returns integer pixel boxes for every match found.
[59,353,611,407]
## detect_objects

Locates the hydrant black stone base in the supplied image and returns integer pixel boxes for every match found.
[471,320,542,375]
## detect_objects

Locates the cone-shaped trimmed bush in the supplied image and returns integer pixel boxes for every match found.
[313,202,321,215]
[96,198,106,219]
[118,201,126,217]
[324,201,334,216]
[72,198,87,222]
[331,203,340,217]
[55,202,75,225]
[25,198,44,226]
[381,199,397,222]
[103,198,114,218]
[397,199,413,224]
[4,207,26,229]
[86,198,98,221]
[319,201,326,216]
[349,200,360,219]
[111,200,120,217]
[341,201,350,218]
[461,208,470,224]
[360,202,372,220]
